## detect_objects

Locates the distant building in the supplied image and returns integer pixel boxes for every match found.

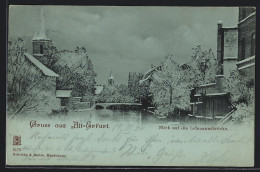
[94,85,104,95]
[108,70,115,86]
[236,7,255,74]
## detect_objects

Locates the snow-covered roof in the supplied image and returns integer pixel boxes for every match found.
[109,71,114,79]
[24,52,59,77]
[214,116,224,119]
[95,85,104,94]
[139,75,151,85]
[236,55,255,65]
[223,57,237,60]
[238,12,256,25]
[194,93,228,97]
[190,102,203,105]
[206,93,228,96]
[222,26,238,29]
[109,74,114,79]
[238,63,255,71]
[195,116,205,118]
[217,20,223,25]
[56,90,72,98]
[215,75,224,78]
[197,83,216,88]
[32,7,50,41]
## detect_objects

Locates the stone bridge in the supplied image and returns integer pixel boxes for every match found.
[95,103,142,109]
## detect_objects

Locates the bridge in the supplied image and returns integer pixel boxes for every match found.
[95,103,142,109]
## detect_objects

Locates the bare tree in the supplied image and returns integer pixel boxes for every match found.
[54,47,96,97]
[8,38,59,118]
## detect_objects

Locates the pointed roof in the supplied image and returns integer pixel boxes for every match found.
[109,70,114,80]
[32,7,50,41]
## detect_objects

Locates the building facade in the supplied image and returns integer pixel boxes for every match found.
[108,71,115,86]
[189,7,256,125]
[216,21,238,78]
[189,20,239,125]
[236,7,256,74]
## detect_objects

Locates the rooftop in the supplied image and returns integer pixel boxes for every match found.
[56,90,72,98]
[95,85,104,94]
[32,7,50,41]
[238,12,256,25]
[109,70,114,79]
[24,52,59,77]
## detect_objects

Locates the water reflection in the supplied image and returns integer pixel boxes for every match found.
[58,109,168,124]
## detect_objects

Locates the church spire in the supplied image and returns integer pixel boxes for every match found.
[108,70,115,86]
[32,6,49,41]
[109,70,114,80]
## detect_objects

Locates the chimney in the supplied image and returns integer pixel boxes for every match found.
[217,20,224,75]
[217,20,223,29]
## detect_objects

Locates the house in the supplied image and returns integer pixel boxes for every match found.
[24,52,59,96]
[56,90,73,109]
[236,7,255,75]
[8,52,60,113]
[189,20,238,125]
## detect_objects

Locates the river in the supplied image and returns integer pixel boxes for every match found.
[56,109,169,125]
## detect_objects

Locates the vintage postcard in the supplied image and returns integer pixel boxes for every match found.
[6,6,255,167]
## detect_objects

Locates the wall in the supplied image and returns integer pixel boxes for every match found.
[223,59,237,78]
[224,29,238,58]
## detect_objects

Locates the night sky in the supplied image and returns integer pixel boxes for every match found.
[9,6,238,85]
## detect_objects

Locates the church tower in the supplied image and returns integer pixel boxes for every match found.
[108,70,115,86]
[32,6,51,57]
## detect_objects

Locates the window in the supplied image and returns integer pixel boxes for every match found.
[40,44,43,54]
[241,38,246,60]
[251,33,255,56]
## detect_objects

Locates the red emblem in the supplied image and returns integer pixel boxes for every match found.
[13,135,21,146]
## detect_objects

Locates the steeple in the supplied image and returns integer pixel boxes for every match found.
[108,70,115,86]
[109,70,114,80]
[32,6,51,56]
[32,6,49,41]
